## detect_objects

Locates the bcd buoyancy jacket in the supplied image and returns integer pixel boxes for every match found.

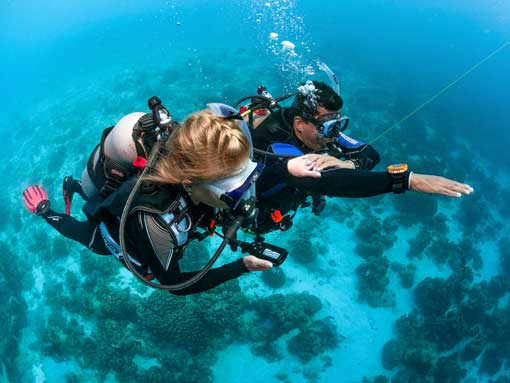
[84,173,215,280]
[78,106,206,279]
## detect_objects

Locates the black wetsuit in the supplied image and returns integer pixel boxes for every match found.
[42,180,248,295]
[251,108,395,232]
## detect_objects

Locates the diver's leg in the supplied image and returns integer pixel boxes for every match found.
[24,185,108,254]
[62,176,88,215]
[42,210,109,255]
[72,177,88,200]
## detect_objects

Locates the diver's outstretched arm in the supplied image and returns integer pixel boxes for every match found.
[286,155,473,198]
[287,167,393,198]
[407,173,474,197]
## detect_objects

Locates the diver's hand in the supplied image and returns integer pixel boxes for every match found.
[410,174,474,197]
[311,155,356,171]
[243,255,273,271]
[287,154,322,178]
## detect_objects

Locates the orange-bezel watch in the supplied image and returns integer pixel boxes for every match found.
[387,163,409,174]
[387,163,409,193]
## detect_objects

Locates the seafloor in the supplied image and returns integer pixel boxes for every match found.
[2,44,510,383]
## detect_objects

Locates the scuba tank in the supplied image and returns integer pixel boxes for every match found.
[81,97,174,201]
[81,112,146,199]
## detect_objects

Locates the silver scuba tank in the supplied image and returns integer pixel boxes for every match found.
[81,112,145,199]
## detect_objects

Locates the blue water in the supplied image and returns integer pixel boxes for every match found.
[1,0,509,382]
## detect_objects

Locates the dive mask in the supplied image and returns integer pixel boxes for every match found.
[313,112,350,139]
[203,161,264,210]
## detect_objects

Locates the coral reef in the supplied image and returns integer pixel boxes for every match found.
[432,354,466,383]
[260,266,287,288]
[288,236,318,264]
[407,227,433,258]
[244,292,343,368]
[287,215,329,265]
[456,194,490,236]
[287,317,342,362]
[354,214,394,259]
[0,243,28,383]
[39,264,252,383]
[38,261,341,383]
[391,262,416,288]
[382,339,405,370]
[392,192,438,226]
[499,237,510,277]
[248,292,323,342]
[356,255,395,307]
[381,269,510,380]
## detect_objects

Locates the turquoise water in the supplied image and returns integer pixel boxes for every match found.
[1,0,509,382]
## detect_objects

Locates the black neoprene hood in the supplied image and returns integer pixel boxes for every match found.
[291,80,344,120]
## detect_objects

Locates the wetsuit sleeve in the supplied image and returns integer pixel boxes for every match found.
[286,168,394,198]
[125,214,249,295]
[333,132,380,170]
[159,258,248,296]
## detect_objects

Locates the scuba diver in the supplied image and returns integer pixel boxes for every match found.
[236,80,474,234]
[23,99,292,295]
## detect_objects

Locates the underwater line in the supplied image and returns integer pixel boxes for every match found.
[368,40,510,144]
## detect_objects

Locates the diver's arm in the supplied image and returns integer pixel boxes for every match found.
[332,132,380,170]
[285,159,474,198]
[125,214,249,295]
[343,143,380,170]
[287,167,394,198]
[157,258,249,296]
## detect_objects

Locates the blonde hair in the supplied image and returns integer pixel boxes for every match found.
[148,110,250,184]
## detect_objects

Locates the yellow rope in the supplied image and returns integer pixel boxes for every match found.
[368,41,509,145]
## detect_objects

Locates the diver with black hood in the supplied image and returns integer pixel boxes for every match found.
[238,80,474,234]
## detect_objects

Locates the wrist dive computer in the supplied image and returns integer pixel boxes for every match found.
[387,163,410,194]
